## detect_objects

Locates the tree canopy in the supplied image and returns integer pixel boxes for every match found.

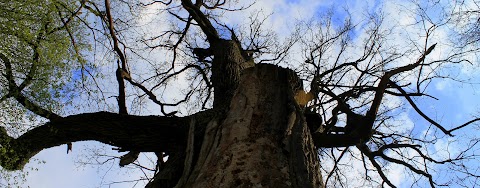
[1,0,480,187]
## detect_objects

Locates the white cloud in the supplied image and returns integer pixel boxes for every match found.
[435,80,451,91]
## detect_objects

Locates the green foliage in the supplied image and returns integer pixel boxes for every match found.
[0,0,88,115]
[0,157,45,187]
[0,0,89,183]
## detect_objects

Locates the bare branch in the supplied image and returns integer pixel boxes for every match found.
[366,43,437,123]
[105,0,128,114]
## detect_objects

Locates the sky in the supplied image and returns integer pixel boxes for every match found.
[1,0,480,187]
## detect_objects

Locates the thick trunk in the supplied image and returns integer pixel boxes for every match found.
[173,64,323,188]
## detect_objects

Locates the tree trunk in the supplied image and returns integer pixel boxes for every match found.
[1,35,323,187]
[174,64,323,188]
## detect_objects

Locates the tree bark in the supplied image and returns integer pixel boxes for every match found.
[172,64,323,188]
[0,112,190,170]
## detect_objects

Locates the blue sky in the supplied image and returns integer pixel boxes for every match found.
[1,0,479,187]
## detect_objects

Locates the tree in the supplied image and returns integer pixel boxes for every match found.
[1,0,480,187]
[453,0,480,46]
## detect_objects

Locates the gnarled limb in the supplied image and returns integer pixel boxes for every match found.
[366,43,437,121]
[0,112,189,170]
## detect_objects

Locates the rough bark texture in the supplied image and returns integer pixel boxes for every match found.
[210,39,255,108]
[175,64,323,188]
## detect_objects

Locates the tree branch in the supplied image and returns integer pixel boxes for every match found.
[390,81,452,135]
[0,112,189,170]
[181,0,219,43]
[105,0,128,114]
[366,43,437,124]
[0,53,61,120]
[357,144,397,188]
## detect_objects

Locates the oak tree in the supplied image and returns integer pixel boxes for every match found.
[1,0,480,187]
